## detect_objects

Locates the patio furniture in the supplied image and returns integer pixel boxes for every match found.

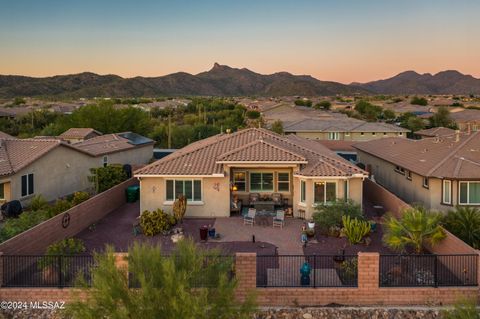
[249,193,260,206]
[272,193,283,208]
[230,198,243,215]
[257,209,270,227]
[244,208,256,226]
[273,210,285,228]
[297,209,306,220]
[254,201,275,213]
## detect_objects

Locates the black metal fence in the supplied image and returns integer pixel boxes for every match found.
[1,255,95,288]
[257,255,358,288]
[379,254,478,287]
[129,255,235,288]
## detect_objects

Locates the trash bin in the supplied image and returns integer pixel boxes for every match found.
[300,261,311,286]
[200,225,208,241]
[126,186,139,203]
[208,227,216,238]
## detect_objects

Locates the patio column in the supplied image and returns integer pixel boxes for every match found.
[357,252,379,290]
[114,252,129,275]
[235,252,256,301]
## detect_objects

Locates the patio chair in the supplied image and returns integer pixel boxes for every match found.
[273,210,285,228]
[244,208,256,226]
[249,193,260,207]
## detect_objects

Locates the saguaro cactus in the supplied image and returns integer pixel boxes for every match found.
[173,195,187,223]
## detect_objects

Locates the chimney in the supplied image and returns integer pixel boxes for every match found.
[455,130,460,142]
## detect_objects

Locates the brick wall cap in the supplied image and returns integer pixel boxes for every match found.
[357,252,380,257]
[235,252,257,257]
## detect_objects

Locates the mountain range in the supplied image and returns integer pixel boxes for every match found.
[1,64,479,98]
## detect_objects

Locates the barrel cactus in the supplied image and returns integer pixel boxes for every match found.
[173,195,187,223]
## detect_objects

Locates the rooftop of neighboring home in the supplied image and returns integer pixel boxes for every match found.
[59,127,102,140]
[135,128,367,178]
[283,117,409,133]
[353,131,480,179]
[317,140,357,152]
[449,109,480,122]
[73,132,154,156]
[415,127,457,138]
[0,131,15,139]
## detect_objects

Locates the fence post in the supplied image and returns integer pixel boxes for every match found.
[434,255,438,288]
[313,255,316,288]
[358,252,379,290]
[235,253,256,302]
[58,256,62,288]
[0,252,3,287]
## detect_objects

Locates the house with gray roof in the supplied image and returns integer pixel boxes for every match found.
[354,131,480,211]
[135,128,368,219]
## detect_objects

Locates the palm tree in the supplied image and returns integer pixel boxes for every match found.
[443,207,480,249]
[383,207,446,253]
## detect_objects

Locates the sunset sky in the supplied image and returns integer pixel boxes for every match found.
[0,0,479,83]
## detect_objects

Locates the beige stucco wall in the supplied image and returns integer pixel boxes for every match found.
[98,145,153,167]
[139,176,230,218]
[357,150,455,212]
[288,131,405,141]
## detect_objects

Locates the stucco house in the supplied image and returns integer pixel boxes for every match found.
[59,127,102,144]
[0,131,154,205]
[354,131,480,212]
[135,128,367,219]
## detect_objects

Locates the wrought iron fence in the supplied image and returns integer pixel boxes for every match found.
[1,255,95,288]
[379,254,478,287]
[256,255,358,288]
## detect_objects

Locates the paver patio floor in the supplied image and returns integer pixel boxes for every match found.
[214,216,305,255]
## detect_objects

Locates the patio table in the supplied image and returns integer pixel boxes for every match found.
[257,210,270,227]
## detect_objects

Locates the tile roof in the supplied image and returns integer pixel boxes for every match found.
[283,118,408,133]
[0,131,15,139]
[0,139,63,176]
[317,140,356,152]
[415,127,457,138]
[135,128,367,177]
[59,128,102,139]
[72,132,154,156]
[353,131,480,179]
[450,109,480,122]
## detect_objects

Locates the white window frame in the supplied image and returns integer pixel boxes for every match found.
[277,172,290,192]
[459,181,480,205]
[313,181,337,204]
[328,132,340,140]
[443,180,452,204]
[249,172,274,192]
[21,173,34,197]
[103,156,108,167]
[423,177,429,189]
[300,180,306,203]
[406,170,412,180]
[165,179,203,203]
[394,166,405,175]
[232,171,246,192]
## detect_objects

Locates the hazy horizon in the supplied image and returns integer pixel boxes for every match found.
[1,0,479,83]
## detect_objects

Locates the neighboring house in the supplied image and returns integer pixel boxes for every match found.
[354,131,480,212]
[0,131,15,140]
[135,128,367,219]
[415,127,457,139]
[449,109,480,132]
[283,118,408,142]
[317,140,358,163]
[59,128,102,144]
[0,132,154,205]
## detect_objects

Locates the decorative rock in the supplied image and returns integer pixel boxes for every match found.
[303,313,313,319]
[171,233,184,243]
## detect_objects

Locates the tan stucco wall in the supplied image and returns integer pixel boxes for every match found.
[0,181,11,203]
[289,131,405,141]
[100,145,153,167]
[139,176,230,218]
[357,150,453,212]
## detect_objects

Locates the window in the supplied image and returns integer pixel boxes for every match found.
[233,172,246,192]
[394,166,405,175]
[328,132,339,140]
[314,181,336,204]
[345,132,350,136]
[398,132,403,136]
[423,177,429,189]
[103,156,108,167]
[360,132,365,136]
[344,180,348,201]
[166,180,202,202]
[383,132,387,136]
[372,132,376,136]
[459,182,480,205]
[443,180,451,204]
[250,172,273,192]
[0,183,4,200]
[21,173,34,197]
[300,180,306,203]
[406,171,412,180]
[277,172,290,192]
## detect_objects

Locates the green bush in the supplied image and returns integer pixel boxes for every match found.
[0,210,49,243]
[45,238,86,255]
[314,100,331,110]
[71,191,90,206]
[89,165,128,193]
[410,96,428,106]
[443,207,480,249]
[30,195,49,211]
[48,199,73,217]
[442,299,480,319]
[312,199,364,234]
[140,209,176,236]
[341,215,370,244]
[245,110,261,119]
[294,99,313,107]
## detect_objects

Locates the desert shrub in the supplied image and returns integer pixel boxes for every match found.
[140,209,176,236]
[294,99,313,107]
[443,207,480,249]
[0,210,50,243]
[71,191,90,206]
[30,194,49,211]
[312,199,363,234]
[339,258,358,283]
[45,238,86,256]
[341,215,371,244]
[245,110,261,119]
[410,96,428,106]
[48,199,73,217]
[89,165,128,193]
[442,299,480,319]
[314,100,331,110]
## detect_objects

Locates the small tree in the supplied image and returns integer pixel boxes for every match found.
[443,207,480,249]
[313,199,363,234]
[89,165,127,193]
[383,207,446,253]
[270,120,284,135]
[245,110,261,119]
[410,96,428,106]
[429,106,456,128]
[66,240,256,319]
[173,195,187,223]
[314,100,331,110]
